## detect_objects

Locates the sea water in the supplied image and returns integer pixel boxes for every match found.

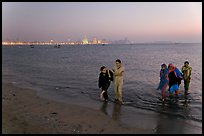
[2,43,202,133]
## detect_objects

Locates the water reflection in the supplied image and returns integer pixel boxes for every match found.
[155,97,194,134]
[154,112,199,134]
[112,103,122,121]
[100,101,122,122]
[155,100,175,133]
[182,95,190,107]
[100,101,108,115]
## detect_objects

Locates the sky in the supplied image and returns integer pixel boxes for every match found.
[2,2,202,43]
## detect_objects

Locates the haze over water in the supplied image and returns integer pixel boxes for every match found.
[2,2,202,43]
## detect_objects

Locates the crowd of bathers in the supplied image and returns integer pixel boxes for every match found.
[98,59,192,103]
[157,61,192,101]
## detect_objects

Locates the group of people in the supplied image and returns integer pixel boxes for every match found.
[98,59,125,103]
[157,61,192,101]
[98,59,192,103]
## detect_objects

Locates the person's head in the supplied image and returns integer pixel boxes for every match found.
[100,66,106,73]
[168,63,174,70]
[115,59,122,68]
[184,61,189,67]
[161,64,167,70]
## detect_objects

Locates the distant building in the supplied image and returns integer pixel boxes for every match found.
[92,37,97,44]
[82,36,89,44]
[98,40,101,44]
[112,38,131,44]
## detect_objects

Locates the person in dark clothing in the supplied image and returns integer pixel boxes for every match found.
[168,64,180,98]
[98,66,113,101]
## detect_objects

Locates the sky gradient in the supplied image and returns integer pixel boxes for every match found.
[2,2,202,43]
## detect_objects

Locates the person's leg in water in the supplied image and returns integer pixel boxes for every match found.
[175,89,179,101]
[157,80,162,90]
[169,84,179,103]
[102,83,110,101]
[184,79,190,95]
[175,84,180,99]
[169,84,177,98]
[103,91,108,101]
[100,90,105,100]
[114,79,119,101]
[118,79,123,103]
[161,83,168,101]
[114,77,124,103]
[168,83,172,93]
[100,90,108,101]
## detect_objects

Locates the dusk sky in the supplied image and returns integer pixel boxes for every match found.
[2,2,202,43]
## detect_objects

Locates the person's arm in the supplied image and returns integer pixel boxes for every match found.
[108,70,114,81]
[119,71,124,76]
[189,67,192,76]
[187,67,192,79]
[164,69,169,81]
[181,66,185,73]
[119,67,124,76]
[160,71,162,77]
[112,67,115,73]
[98,74,102,89]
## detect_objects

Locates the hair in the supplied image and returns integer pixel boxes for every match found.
[184,61,189,64]
[161,64,167,67]
[168,63,173,68]
[115,59,121,63]
[100,66,106,71]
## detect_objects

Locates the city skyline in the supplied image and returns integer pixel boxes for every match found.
[2,2,202,43]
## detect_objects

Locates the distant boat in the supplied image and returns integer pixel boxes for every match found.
[54,45,61,48]
[174,42,180,45]
[30,44,34,48]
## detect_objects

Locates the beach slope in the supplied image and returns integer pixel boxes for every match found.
[2,82,151,134]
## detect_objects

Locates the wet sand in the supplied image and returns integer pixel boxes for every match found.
[2,82,152,134]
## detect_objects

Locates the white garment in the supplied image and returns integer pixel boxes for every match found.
[113,66,124,101]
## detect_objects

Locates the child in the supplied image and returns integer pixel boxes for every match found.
[98,66,113,101]
[157,64,169,101]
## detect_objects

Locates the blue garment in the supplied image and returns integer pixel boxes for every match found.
[169,84,179,94]
[157,68,169,90]
[174,67,183,86]
[175,67,183,78]
[160,68,168,80]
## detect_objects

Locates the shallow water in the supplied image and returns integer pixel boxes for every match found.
[2,43,202,133]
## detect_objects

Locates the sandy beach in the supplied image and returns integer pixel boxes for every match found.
[2,82,153,134]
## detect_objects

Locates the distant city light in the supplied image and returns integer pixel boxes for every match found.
[2,36,111,46]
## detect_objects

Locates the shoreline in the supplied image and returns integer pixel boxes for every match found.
[2,82,153,134]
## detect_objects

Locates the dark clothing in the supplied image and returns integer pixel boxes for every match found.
[102,91,108,100]
[98,70,113,100]
[168,70,180,89]
[98,70,113,90]
[184,79,191,91]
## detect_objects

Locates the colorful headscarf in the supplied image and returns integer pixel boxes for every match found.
[161,63,167,68]
[168,63,175,73]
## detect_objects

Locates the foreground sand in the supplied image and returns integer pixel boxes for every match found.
[2,82,152,134]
